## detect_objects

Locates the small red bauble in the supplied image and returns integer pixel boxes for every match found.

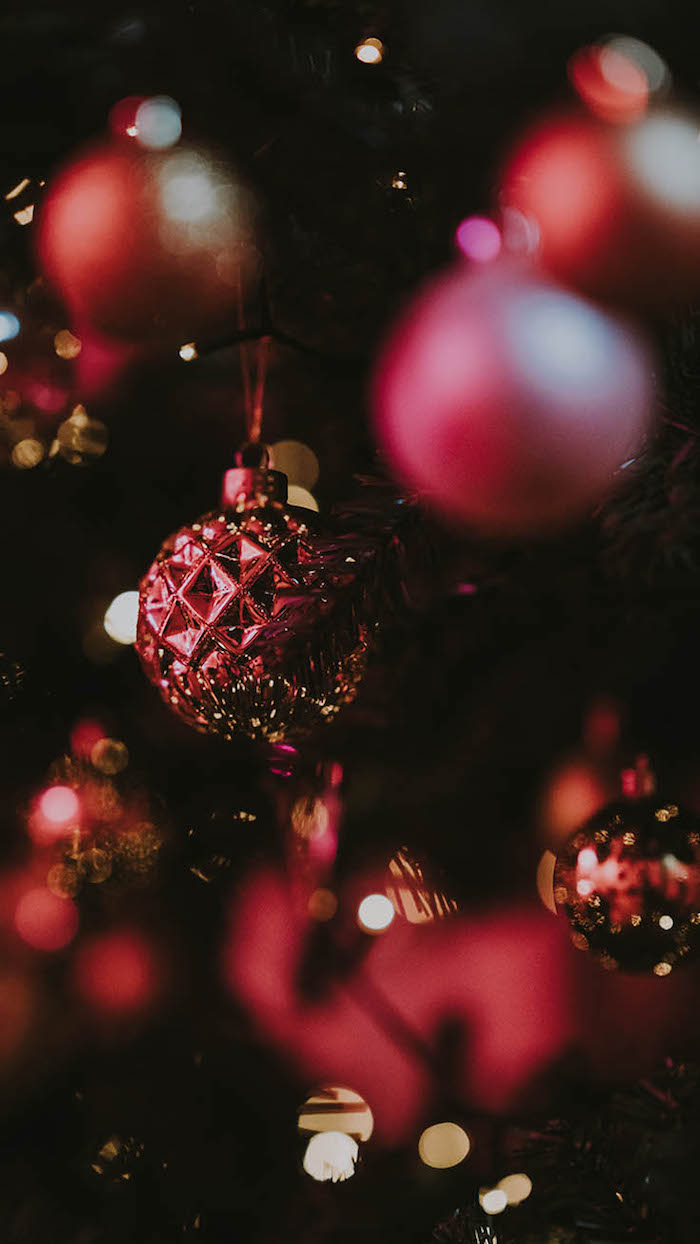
[136,460,370,742]
[36,139,260,344]
[501,109,700,309]
[372,260,655,535]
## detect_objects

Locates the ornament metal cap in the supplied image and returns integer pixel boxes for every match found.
[221,442,288,507]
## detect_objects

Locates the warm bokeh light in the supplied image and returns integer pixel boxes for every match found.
[303,1131,358,1182]
[659,914,674,931]
[54,329,82,359]
[385,848,458,923]
[40,785,80,827]
[104,591,139,645]
[498,1172,533,1205]
[0,311,20,342]
[308,888,338,921]
[479,1188,508,1215]
[5,177,30,200]
[270,439,320,490]
[357,893,395,933]
[0,352,7,375]
[455,216,502,262]
[577,847,598,871]
[418,1122,471,1169]
[74,930,157,1015]
[179,341,198,361]
[287,485,319,512]
[14,888,78,951]
[91,737,129,775]
[56,405,109,465]
[536,850,557,915]
[135,96,182,150]
[298,1086,374,1142]
[13,205,34,226]
[355,36,384,64]
[12,439,45,470]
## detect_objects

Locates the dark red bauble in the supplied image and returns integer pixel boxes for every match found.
[36,140,260,344]
[501,109,700,310]
[372,260,655,535]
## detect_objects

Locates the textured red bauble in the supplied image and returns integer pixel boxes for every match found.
[36,139,260,344]
[501,109,700,309]
[136,461,371,742]
[372,261,655,535]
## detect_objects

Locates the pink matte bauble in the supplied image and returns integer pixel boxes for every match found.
[36,139,260,344]
[372,261,656,535]
[501,110,700,309]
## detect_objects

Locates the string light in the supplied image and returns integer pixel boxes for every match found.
[12,439,45,469]
[287,485,319,512]
[0,312,20,342]
[179,342,198,361]
[54,329,82,359]
[418,1123,471,1169]
[303,1131,358,1182]
[479,1188,508,1215]
[104,591,139,645]
[498,1172,533,1205]
[355,37,384,64]
[5,177,30,200]
[357,893,395,933]
[134,96,182,150]
[298,1086,374,1142]
[13,205,34,226]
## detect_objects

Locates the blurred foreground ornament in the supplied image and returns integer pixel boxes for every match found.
[36,137,260,344]
[501,108,700,309]
[554,774,700,973]
[372,260,655,534]
[137,449,423,742]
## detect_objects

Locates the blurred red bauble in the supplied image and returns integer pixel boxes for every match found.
[136,456,370,742]
[36,139,261,344]
[372,261,655,535]
[501,109,700,309]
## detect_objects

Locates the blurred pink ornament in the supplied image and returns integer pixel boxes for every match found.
[14,887,78,951]
[501,109,700,309]
[455,216,502,262]
[36,139,260,345]
[74,930,158,1016]
[569,44,649,124]
[372,261,655,535]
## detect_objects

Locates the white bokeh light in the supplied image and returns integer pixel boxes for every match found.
[135,96,182,150]
[104,591,139,645]
[357,893,395,933]
[303,1131,358,1183]
[626,113,700,213]
[479,1188,508,1215]
[160,155,220,223]
[507,289,618,402]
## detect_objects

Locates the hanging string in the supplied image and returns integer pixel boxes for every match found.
[249,335,271,445]
[235,264,254,437]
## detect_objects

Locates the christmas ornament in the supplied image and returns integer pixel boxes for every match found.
[501,108,700,309]
[372,260,655,535]
[136,448,373,742]
[37,138,260,344]
[554,795,700,973]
